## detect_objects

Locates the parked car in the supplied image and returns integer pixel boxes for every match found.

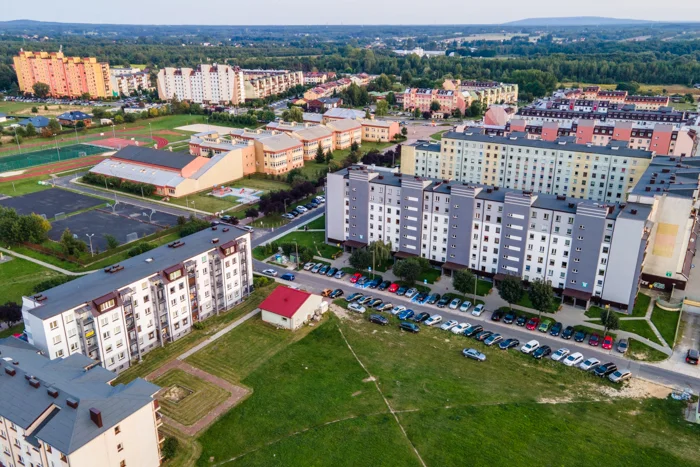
[356,276,369,286]
[399,322,420,333]
[397,309,415,320]
[378,303,394,312]
[491,310,503,322]
[463,325,483,337]
[562,326,575,340]
[388,283,400,293]
[378,281,391,291]
[296,206,308,213]
[549,322,563,337]
[686,349,700,365]
[602,336,614,350]
[329,289,344,299]
[414,292,429,304]
[350,272,362,283]
[574,330,587,342]
[459,301,472,312]
[303,262,316,271]
[594,362,618,377]
[262,268,278,277]
[533,345,552,359]
[538,319,552,333]
[318,265,329,275]
[475,330,493,342]
[391,305,406,315]
[427,294,441,305]
[499,338,520,350]
[312,264,323,274]
[471,304,485,316]
[440,320,459,331]
[396,286,408,296]
[608,370,632,384]
[413,312,431,323]
[551,348,570,362]
[281,273,295,281]
[220,215,235,224]
[304,203,315,210]
[357,296,373,305]
[503,312,516,324]
[563,352,584,367]
[348,303,366,313]
[462,348,486,362]
[321,289,333,297]
[588,334,600,347]
[367,278,381,289]
[452,323,471,335]
[346,293,362,302]
[616,338,629,354]
[516,315,528,327]
[367,298,383,308]
[335,270,347,279]
[369,314,389,326]
[579,357,601,371]
[326,267,338,277]
[521,340,540,354]
[436,296,451,308]
[484,333,503,346]
[525,318,540,331]
[405,288,418,299]
[449,298,462,310]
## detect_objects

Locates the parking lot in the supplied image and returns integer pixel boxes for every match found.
[0,188,106,218]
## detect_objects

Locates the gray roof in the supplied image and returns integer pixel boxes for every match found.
[443,131,655,159]
[19,116,50,128]
[631,156,700,199]
[26,227,249,321]
[112,145,196,171]
[408,140,441,152]
[0,338,158,454]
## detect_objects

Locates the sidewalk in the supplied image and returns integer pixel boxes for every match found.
[0,247,91,276]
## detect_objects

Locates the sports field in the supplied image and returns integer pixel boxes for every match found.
[0,144,106,173]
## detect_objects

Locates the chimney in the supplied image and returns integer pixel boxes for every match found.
[5,367,16,376]
[29,378,40,388]
[89,408,103,428]
[67,398,79,409]
[47,387,59,398]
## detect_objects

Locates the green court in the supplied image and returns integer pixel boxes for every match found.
[0,144,106,173]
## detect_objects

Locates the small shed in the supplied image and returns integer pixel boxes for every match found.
[260,286,323,330]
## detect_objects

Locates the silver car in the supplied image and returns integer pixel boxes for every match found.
[608,370,632,383]
[462,348,486,362]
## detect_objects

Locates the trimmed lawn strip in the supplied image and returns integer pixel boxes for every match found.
[586,292,651,319]
[153,369,230,426]
[619,319,662,345]
[650,305,681,347]
[0,257,64,304]
[230,176,291,192]
[0,323,24,339]
[628,338,669,363]
[298,215,325,230]
[274,231,341,259]
[417,268,441,284]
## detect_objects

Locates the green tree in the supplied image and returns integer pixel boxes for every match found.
[401,126,408,136]
[32,82,51,98]
[349,248,372,271]
[600,309,620,338]
[375,100,389,117]
[104,234,120,250]
[0,302,22,327]
[430,100,441,112]
[114,114,124,124]
[394,257,428,284]
[124,113,136,123]
[364,109,371,119]
[350,141,359,153]
[47,118,61,135]
[386,92,396,106]
[469,100,483,118]
[31,106,38,113]
[452,107,463,119]
[529,278,554,318]
[245,207,259,218]
[315,144,326,163]
[282,106,303,123]
[498,275,524,311]
[453,268,476,302]
[325,149,334,163]
[24,122,37,137]
[60,228,88,256]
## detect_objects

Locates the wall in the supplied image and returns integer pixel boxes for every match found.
[326,172,347,243]
[602,216,646,308]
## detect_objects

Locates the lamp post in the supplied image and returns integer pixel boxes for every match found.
[53,135,60,161]
[284,197,291,213]
[112,124,116,139]
[13,126,21,154]
[86,233,95,257]
[148,122,153,142]
[74,125,79,144]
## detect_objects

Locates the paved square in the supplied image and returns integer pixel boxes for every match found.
[0,188,106,218]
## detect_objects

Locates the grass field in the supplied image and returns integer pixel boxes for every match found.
[298,214,325,230]
[417,267,441,284]
[0,167,90,197]
[157,191,240,214]
[430,129,448,140]
[299,141,394,179]
[619,319,662,345]
[628,338,669,362]
[559,82,700,97]
[0,323,24,339]
[650,305,681,346]
[191,312,699,467]
[586,293,651,319]
[154,369,230,426]
[274,231,342,259]
[0,257,64,304]
[230,177,291,192]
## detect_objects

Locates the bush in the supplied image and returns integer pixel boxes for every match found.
[127,242,155,257]
[192,322,205,331]
[161,437,179,460]
[33,276,76,293]
[253,276,273,289]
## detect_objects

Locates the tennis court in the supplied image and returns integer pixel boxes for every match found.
[0,144,107,173]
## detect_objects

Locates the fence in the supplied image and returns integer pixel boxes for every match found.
[0,144,107,173]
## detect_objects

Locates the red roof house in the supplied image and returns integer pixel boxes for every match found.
[260,286,323,330]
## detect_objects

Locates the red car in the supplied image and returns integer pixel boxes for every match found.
[350,273,362,283]
[588,333,600,346]
[387,283,399,293]
[525,318,540,331]
[602,335,614,350]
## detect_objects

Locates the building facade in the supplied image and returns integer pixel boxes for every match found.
[22,228,253,373]
[443,80,519,106]
[0,338,163,467]
[401,88,466,114]
[13,50,112,98]
[241,69,303,99]
[360,119,401,143]
[110,68,152,96]
[156,64,245,105]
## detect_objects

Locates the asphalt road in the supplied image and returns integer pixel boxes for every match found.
[254,261,700,393]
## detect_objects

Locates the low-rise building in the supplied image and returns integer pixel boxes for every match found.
[360,119,400,143]
[18,116,50,129]
[260,286,324,330]
[325,119,362,149]
[57,111,92,128]
[443,80,519,106]
[307,97,342,113]
[303,72,328,85]
[229,129,304,175]
[401,88,466,114]
[265,122,334,160]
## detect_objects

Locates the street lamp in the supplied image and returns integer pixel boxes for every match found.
[13,126,21,154]
[283,197,291,213]
[74,125,79,144]
[148,122,153,143]
[190,200,196,212]
[53,135,60,162]
[86,233,95,257]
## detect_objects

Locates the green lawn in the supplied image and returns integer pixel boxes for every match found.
[274,231,341,259]
[0,323,24,339]
[0,167,90,196]
[628,338,669,362]
[417,267,441,284]
[618,319,662,345]
[230,176,291,192]
[0,257,64,304]
[153,369,230,426]
[429,129,448,140]
[158,191,240,214]
[585,292,651,319]
[650,305,681,347]
[298,214,325,230]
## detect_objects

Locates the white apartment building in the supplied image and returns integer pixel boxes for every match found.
[110,69,152,96]
[22,228,252,373]
[0,338,163,467]
[156,64,245,105]
[241,69,304,99]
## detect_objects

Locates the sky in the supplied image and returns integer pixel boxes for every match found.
[2,0,700,25]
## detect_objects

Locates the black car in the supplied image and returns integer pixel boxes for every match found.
[436,296,450,308]
[399,322,420,333]
[414,292,429,303]
[413,312,431,323]
[305,203,315,210]
[549,322,563,337]
[326,267,338,277]
[367,279,381,289]
[503,312,516,324]
[533,345,552,359]
[288,210,299,217]
[378,280,391,291]
[428,294,442,305]
[594,362,618,377]
[463,325,483,337]
[220,215,236,224]
[329,289,344,299]
[369,314,389,326]
[574,330,586,342]
[475,330,493,342]
[562,326,575,340]
[491,310,503,322]
[515,315,527,327]
[687,349,700,365]
[499,338,520,350]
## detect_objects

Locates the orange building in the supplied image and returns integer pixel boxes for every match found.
[13,50,113,98]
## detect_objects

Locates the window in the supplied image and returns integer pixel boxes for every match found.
[117,443,124,452]
[49,320,58,330]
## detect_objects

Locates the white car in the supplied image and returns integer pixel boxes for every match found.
[459,301,472,312]
[315,196,325,203]
[451,322,471,334]
[262,268,278,277]
[448,298,462,310]
[471,304,485,316]
[296,206,308,213]
[405,288,418,299]
[440,320,459,331]
[579,357,601,371]
[520,340,540,354]
[348,303,366,314]
[425,315,443,326]
[551,348,570,362]
[609,370,632,383]
[303,262,316,271]
[391,305,406,315]
[563,352,584,367]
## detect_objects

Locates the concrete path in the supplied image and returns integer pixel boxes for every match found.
[0,247,91,276]
[177,308,260,360]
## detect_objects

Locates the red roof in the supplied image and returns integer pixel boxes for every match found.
[259,286,312,318]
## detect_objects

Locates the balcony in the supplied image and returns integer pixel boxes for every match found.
[158,430,165,443]
[155,412,163,428]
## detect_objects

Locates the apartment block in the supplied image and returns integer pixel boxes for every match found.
[401,88,466,114]
[110,68,152,96]
[22,228,253,373]
[156,64,245,105]
[241,69,303,99]
[518,101,689,127]
[0,338,163,467]
[443,80,519,106]
[360,119,401,143]
[326,166,697,310]
[401,131,654,203]
[13,49,113,98]
[229,129,304,175]
[303,72,328,85]
[265,121,334,160]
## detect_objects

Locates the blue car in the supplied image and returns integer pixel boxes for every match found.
[397,309,415,320]
[396,286,407,296]
[280,273,295,281]
[419,293,434,305]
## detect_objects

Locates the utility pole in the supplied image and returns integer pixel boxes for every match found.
[86,233,95,257]
[74,125,79,144]
[13,127,21,154]
[112,124,116,139]
[294,241,299,269]
[54,135,60,161]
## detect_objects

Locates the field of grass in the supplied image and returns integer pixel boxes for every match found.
[159,191,240,214]
[298,214,325,230]
[0,257,64,304]
[153,369,230,426]
[230,176,291,193]
[558,82,700,97]
[430,129,448,140]
[650,305,681,346]
[619,319,662,345]
[274,231,341,259]
[0,323,24,339]
[628,338,669,362]
[587,293,651,319]
[417,267,441,284]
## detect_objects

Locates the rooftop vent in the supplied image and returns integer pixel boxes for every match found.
[4,367,16,377]
[29,378,40,389]
[211,226,218,231]
[222,227,229,232]
[631,209,638,215]
[556,195,566,200]
[168,241,185,249]
[47,387,59,398]
[662,168,671,173]
[67,398,79,409]
[33,294,48,302]
[145,258,154,263]
[104,265,124,274]
[212,238,220,244]
[568,203,575,208]
[89,408,103,428]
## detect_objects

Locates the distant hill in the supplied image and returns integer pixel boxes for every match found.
[504,17,657,27]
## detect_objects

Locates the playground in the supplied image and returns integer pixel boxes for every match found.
[210,186,263,204]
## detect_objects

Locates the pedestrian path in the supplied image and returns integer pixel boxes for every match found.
[0,247,91,276]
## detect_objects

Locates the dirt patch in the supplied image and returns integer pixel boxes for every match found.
[363,376,376,383]
[351,391,362,397]
[538,396,574,404]
[596,379,672,400]
[161,384,193,403]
